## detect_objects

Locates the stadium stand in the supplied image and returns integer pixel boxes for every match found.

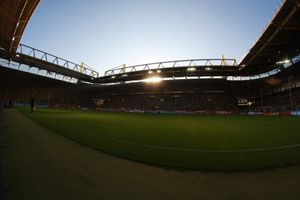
[102,92,237,113]
[0,67,92,108]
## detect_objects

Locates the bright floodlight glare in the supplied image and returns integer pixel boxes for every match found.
[148,70,153,74]
[187,67,196,71]
[276,59,291,65]
[143,76,162,83]
[157,70,161,73]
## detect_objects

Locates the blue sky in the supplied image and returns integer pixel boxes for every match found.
[21,0,281,75]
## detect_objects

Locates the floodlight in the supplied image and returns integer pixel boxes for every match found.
[187,67,196,71]
[276,59,291,65]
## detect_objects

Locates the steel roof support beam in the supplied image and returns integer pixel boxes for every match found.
[242,1,299,66]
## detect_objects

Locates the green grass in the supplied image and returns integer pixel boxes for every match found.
[17,106,300,171]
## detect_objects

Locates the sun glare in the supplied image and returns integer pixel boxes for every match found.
[143,76,162,83]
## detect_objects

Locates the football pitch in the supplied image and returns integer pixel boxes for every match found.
[17,107,300,171]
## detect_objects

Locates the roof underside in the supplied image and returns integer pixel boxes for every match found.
[0,0,40,58]
[240,0,300,75]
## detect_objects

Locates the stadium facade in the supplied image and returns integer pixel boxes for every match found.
[1,0,300,115]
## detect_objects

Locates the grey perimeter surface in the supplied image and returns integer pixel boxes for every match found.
[1,108,300,200]
[0,107,6,200]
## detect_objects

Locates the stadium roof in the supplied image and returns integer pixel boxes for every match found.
[0,0,98,82]
[95,59,239,84]
[96,0,300,84]
[240,0,300,75]
[0,0,40,58]
[1,0,299,84]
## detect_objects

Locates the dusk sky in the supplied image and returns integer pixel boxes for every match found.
[21,0,282,75]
